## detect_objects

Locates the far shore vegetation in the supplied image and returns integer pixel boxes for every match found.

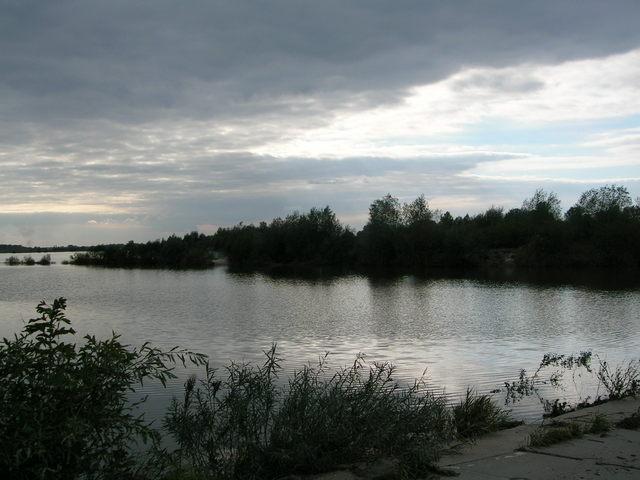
[0,244,87,254]
[5,184,640,272]
[1,298,638,479]
[213,184,640,271]
[4,254,52,266]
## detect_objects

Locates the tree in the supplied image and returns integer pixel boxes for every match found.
[368,194,402,227]
[522,189,562,220]
[0,298,206,479]
[574,184,632,217]
[402,195,432,226]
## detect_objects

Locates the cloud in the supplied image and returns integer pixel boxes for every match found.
[261,48,640,158]
[1,1,640,244]
[2,1,640,127]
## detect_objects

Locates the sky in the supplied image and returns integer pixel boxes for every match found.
[1,1,640,246]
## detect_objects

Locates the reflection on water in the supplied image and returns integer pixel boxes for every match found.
[1,252,639,421]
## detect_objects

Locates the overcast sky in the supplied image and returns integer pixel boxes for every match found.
[2,1,640,245]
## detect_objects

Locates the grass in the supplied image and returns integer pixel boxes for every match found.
[453,388,519,439]
[160,348,514,479]
[617,408,640,430]
[528,422,583,447]
[529,413,612,448]
[587,413,611,434]
[597,358,640,400]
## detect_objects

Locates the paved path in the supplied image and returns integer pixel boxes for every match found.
[439,397,640,479]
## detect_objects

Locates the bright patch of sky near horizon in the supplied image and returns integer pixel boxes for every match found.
[1,1,639,245]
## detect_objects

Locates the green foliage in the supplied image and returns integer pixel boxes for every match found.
[522,189,562,220]
[163,349,459,479]
[70,232,216,268]
[575,184,632,218]
[542,399,571,417]
[0,298,207,480]
[617,408,640,430]
[163,346,281,479]
[504,351,593,408]
[214,206,356,267]
[504,351,639,416]
[369,194,403,227]
[214,184,640,271]
[4,255,21,265]
[528,422,583,447]
[4,254,52,266]
[528,414,609,449]
[453,388,515,438]
[402,194,433,226]
[0,244,87,254]
[596,359,639,399]
[587,413,611,434]
[37,253,52,265]
[270,354,453,475]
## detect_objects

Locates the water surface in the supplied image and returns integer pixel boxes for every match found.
[1,252,638,421]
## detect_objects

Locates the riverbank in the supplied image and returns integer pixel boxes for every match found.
[439,396,640,479]
[286,397,640,479]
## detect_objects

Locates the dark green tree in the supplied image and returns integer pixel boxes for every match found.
[0,298,206,480]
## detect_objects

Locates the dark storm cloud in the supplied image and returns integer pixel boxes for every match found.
[2,0,640,126]
[2,0,640,244]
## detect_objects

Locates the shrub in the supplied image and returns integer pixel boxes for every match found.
[4,255,20,265]
[587,413,611,434]
[69,251,104,266]
[528,422,583,447]
[37,254,52,265]
[453,388,515,438]
[0,298,206,480]
[504,352,640,411]
[163,350,457,479]
[617,408,640,430]
[22,255,35,265]
[270,354,453,475]
[163,347,281,479]
[597,359,639,399]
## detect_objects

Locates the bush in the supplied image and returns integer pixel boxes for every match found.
[453,388,515,438]
[37,254,52,265]
[163,350,457,479]
[587,413,611,434]
[22,255,35,265]
[0,298,206,480]
[597,359,639,399]
[504,352,640,412]
[69,251,104,266]
[4,255,20,265]
[528,422,583,447]
[617,408,640,430]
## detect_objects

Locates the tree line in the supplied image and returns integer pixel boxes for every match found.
[213,185,640,270]
[61,184,640,270]
[0,244,87,254]
[70,232,216,268]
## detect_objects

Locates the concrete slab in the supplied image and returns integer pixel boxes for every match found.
[440,424,536,466]
[526,429,640,469]
[450,450,640,480]
[552,397,640,425]
[294,399,640,480]
[438,398,640,479]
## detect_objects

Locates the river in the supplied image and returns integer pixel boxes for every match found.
[1,251,639,421]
